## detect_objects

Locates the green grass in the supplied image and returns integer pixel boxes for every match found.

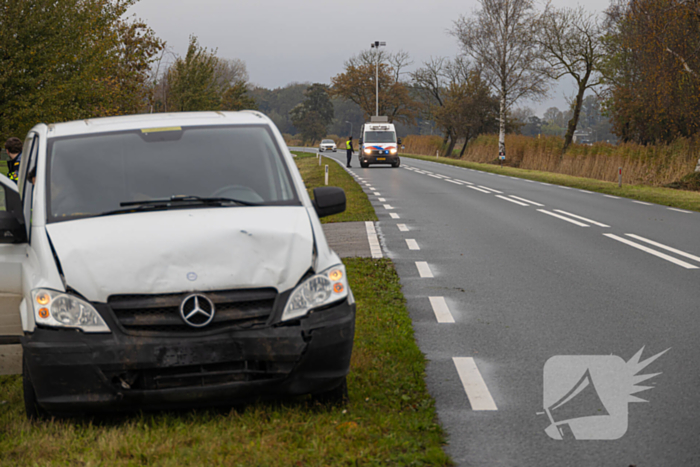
[293,151,377,223]
[402,153,700,213]
[0,151,450,466]
[0,258,451,466]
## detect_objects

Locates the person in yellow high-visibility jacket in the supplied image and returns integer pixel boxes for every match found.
[4,137,22,183]
[345,136,354,168]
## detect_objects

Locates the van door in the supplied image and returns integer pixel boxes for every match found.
[0,174,26,345]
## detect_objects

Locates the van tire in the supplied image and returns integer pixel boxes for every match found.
[360,162,369,168]
[23,355,48,421]
[311,377,348,406]
[392,159,400,168]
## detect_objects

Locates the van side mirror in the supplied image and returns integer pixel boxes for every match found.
[359,138,363,145]
[312,186,346,218]
[0,179,27,244]
[397,138,402,145]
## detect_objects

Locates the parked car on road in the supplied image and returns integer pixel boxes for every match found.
[318,139,337,152]
[0,111,355,418]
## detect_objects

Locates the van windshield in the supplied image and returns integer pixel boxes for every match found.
[364,131,396,144]
[46,125,299,222]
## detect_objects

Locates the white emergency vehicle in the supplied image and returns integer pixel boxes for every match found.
[358,116,401,168]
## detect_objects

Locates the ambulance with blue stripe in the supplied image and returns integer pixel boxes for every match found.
[359,116,401,168]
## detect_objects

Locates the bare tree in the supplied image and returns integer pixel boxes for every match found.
[452,0,548,159]
[535,5,605,153]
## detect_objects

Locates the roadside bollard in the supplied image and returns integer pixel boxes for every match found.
[436,150,439,159]
[325,165,329,186]
[618,167,622,187]
[319,153,321,165]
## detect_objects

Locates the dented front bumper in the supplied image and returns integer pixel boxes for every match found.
[22,299,355,413]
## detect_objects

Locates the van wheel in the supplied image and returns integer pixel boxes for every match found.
[392,159,400,168]
[360,162,369,168]
[312,377,348,407]
[23,355,48,421]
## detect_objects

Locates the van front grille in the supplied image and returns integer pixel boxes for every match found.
[108,289,277,334]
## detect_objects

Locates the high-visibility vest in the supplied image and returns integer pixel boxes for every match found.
[8,171,18,182]
[346,140,352,150]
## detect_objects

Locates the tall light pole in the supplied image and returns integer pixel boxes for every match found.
[345,120,353,137]
[371,41,386,117]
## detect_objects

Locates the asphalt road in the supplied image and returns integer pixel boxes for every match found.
[304,148,700,466]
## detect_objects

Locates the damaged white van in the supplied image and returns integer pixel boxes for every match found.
[0,111,355,418]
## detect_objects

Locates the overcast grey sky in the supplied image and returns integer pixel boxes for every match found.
[128,0,612,115]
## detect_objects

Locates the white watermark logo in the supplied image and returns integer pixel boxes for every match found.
[541,347,668,440]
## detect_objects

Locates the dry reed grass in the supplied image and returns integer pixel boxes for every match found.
[402,134,699,187]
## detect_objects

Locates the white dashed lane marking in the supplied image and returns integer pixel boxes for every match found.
[604,234,698,269]
[509,195,544,207]
[453,179,474,185]
[383,204,394,210]
[390,213,400,219]
[452,357,498,411]
[538,209,590,227]
[378,198,386,202]
[633,200,652,206]
[478,186,504,194]
[446,179,463,185]
[406,239,420,250]
[604,195,621,199]
[429,296,455,323]
[553,210,610,228]
[374,192,381,196]
[468,186,491,194]
[668,207,692,214]
[496,195,528,206]
[625,234,700,263]
[415,261,434,278]
[397,224,409,232]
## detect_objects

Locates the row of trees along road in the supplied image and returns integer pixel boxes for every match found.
[0,0,162,141]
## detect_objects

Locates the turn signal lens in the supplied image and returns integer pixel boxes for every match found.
[333,283,344,294]
[329,269,343,281]
[38,308,49,319]
[36,292,50,305]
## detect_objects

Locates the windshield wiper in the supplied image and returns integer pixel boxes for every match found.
[96,195,260,218]
[120,195,260,207]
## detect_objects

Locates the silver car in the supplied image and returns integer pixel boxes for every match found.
[318,139,337,152]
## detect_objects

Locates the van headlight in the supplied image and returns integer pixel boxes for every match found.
[389,148,397,155]
[282,265,349,321]
[364,148,372,155]
[31,289,110,333]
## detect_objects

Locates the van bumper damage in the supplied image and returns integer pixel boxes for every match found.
[22,300,355,413]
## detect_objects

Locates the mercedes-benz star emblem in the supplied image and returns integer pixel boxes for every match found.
[179,294,215,328]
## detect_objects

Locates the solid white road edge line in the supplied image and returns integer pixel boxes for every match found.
[604,195,621,199]
[509,195,544,207]
[553,210,610,227]
[397,224,408,232]
[603,234,698,269]
[625,234,700,263]
[365,221,383,259]
[537,209,590,227]
[406,239,420,250]
[452,357,498,411]
[632,200,652,206]
[496,195,528,206]
[416,261,434,278]
[429,296,455,323]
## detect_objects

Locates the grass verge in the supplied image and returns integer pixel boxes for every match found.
[401,153,700,213]
[292,150,377,223]
[0,258,451,466]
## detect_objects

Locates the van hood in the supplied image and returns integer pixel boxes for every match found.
[45,207,314,302]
